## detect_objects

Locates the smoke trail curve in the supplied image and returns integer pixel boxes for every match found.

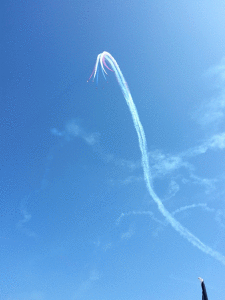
[90,51,225,265]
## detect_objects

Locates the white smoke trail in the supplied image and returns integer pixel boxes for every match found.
[172,203,215,216]
[99,51,225,265]
[116,210,165,226]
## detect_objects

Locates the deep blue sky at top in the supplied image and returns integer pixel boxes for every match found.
[1,0,225,299]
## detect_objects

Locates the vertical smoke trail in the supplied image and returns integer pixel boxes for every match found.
[95,51,225,265]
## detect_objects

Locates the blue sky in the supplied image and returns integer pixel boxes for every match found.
[1,0,225,299]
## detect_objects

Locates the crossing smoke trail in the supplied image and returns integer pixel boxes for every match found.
[89,51,225,265]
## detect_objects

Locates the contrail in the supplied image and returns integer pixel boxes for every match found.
[116,210,165,226]
[89,51,225,265]
[172,203,215,215]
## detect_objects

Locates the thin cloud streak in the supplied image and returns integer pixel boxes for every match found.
[51,119,100,146]
[172,203,214,216]
[183,132,225,157]
[215,209,225,229]
[116,210,165,226]
[194,57,225,127]
[163,180,180,201]
[73,270,100,300]
[16,209,36,238]
[17,195,36,238]
[121,227,135,240]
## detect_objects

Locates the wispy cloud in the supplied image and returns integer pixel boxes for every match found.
[116,210,165,226]
[51,119,100,146]
[114,132,225,184]
[109,175,143,186]
[73,270,100,299]
[189,174,216,194]
[205,57,225,87]
[172,203,215,216]
[215,209,225,228]
[148,132,225,179]
[208,132,225,149]
[120,175,143,185]
[193,58,225,127]
[103,242,112,251]
[163,180,180,201]
[51,120,225,192]
[121,224,135,240]
[50,127,64,137]
[149,150,192,177]
[116,158,141,171]
[183,132,225,158]
[17,196,36,238]
[194,97,225,127]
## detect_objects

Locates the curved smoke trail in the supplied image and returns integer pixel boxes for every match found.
[90,51,225,265]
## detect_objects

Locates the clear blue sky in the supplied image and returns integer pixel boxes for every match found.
[1,0,225,299]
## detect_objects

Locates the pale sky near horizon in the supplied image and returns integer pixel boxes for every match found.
[1,0,225,299]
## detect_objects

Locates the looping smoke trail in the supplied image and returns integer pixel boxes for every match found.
[116,210,165,226]
[89,51,225,265]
